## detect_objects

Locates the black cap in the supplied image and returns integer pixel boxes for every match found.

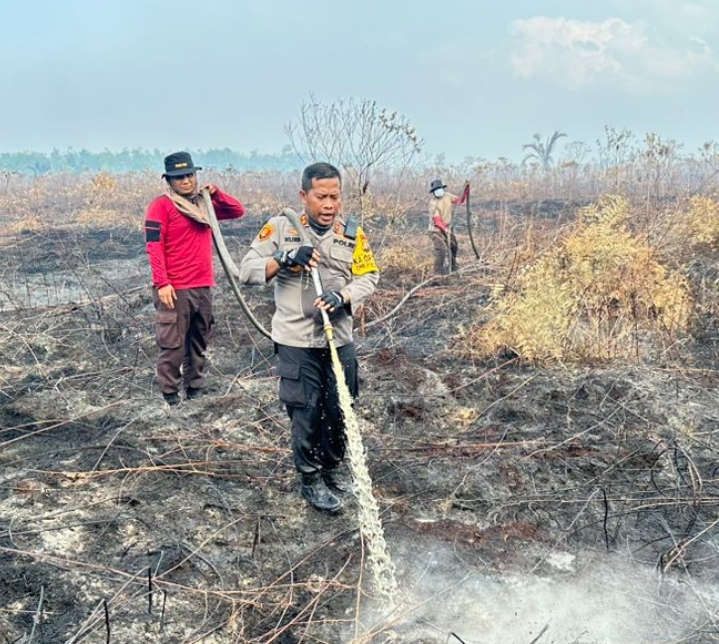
[429,178,447,193]
[163,151,202,177]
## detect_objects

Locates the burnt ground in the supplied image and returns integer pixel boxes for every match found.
[1,220,719,644]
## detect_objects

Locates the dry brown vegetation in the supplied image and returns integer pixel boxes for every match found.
[1,169,719,643]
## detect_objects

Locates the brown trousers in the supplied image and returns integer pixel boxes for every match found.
[430,229,458,274]
[153,288,213,395]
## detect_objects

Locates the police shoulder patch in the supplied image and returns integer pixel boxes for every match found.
[257,223,274,242]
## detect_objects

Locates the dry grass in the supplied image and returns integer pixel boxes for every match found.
[456,196,692,362]
[683,195,719,248]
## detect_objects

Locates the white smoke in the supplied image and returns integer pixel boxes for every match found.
[350,543,719,643]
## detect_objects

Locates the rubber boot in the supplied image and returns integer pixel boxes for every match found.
[300,472,342,513]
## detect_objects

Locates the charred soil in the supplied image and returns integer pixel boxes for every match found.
[1,220,719,644]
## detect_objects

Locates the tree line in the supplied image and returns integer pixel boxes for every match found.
[0,146,304,175]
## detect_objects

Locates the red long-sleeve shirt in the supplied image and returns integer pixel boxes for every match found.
[145,189,244,289]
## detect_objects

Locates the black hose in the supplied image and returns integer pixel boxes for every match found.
[280,208,336,341]
[201,189,272,339]
[464,181,481,259]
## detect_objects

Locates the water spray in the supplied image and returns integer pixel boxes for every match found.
[203,193,398,603]
[281,208,399,602]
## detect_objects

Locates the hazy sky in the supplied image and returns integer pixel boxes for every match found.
[3,0,718,162]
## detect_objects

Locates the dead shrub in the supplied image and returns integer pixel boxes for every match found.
[376,237,433,286]
[684,195,719,248]
[665,195,719,335]
[455,196,692,362]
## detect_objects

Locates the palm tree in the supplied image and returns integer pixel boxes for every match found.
[522,131,567,170]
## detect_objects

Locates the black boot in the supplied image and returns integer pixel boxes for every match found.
[300,473,342,513]
[322,469,352,494]
[186,387,204,400]
[162,392,181,406]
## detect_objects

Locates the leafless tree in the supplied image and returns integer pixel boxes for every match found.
[595,126,638,193]
[285,95,423,222]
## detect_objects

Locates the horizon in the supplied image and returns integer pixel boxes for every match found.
[0,125,716,170]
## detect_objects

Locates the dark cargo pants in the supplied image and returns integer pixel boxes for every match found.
[275,343,359,475]
[153,287,213,395]
[430,229,458,274]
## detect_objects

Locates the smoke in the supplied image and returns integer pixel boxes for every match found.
[352,542,718,644]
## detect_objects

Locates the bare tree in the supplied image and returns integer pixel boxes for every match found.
[595,126,637,193]
[285,95,423,222]
[522,131,567,170]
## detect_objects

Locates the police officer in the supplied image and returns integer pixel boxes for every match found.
[239,162,380,513]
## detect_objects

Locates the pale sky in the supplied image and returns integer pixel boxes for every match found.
[3,0,718,162]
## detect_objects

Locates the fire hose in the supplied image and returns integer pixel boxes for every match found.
[279,208,336,343]
[204,194,396,592]
[278,209,399,597]
[201,188,272,339]
[465,181,481,260]
[204,187,478,340]
[452,181,480,261]
[202,192,333,341]
[446,181,478,274]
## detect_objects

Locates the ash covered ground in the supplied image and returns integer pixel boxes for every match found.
[1,217,719,644]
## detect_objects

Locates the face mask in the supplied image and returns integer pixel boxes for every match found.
[433,188,445,198]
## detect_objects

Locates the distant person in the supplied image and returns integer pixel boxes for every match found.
[144,151,245,405]
[238,162,380,513]
[428,178,468,275]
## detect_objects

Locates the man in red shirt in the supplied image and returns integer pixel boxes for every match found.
[145,152,245,405]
